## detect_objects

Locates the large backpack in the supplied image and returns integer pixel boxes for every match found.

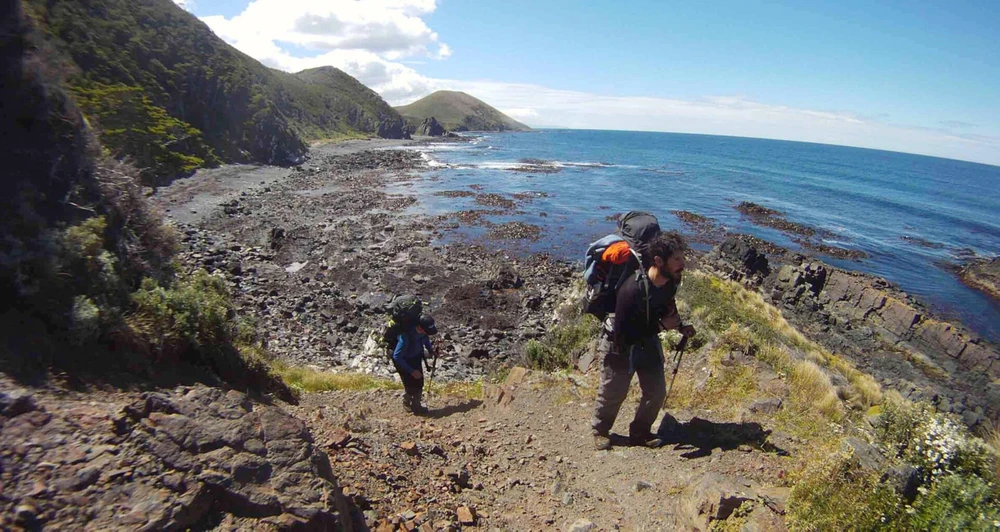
[382,295,423,359]
[389,294,423,326]
[582,211,661,319]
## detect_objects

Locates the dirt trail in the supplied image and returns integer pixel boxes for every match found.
[289,369,796,531]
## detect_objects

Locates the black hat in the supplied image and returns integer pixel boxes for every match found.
[419,314,437,335]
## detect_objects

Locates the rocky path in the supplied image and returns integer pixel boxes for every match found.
[0,377,355,530]
[289,368,796,531]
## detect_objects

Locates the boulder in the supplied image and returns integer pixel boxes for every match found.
[718,237,770,278]
[566,518,596,532]
[679,473,756,531]
[0,384,356,530]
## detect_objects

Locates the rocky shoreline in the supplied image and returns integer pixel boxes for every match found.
[154,140,575,383]
[153,138,999,428]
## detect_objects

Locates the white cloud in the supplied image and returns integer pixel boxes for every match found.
[172,0,195,12]
[502,108,539,120]
[201,0,445,101]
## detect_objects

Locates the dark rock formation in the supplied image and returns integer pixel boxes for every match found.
[956,257,1000,305]
[414,117,447,137]
[0,384,357,530]
[705,236,1000,428]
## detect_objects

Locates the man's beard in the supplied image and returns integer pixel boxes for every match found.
[668,270,684,284]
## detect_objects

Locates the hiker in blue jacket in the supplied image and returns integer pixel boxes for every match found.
[393,314,437,414]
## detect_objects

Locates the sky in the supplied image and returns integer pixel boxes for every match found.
[176,0,1000,166]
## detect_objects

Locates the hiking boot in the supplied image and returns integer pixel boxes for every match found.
[629,433,664,448]
[594,434,612,451]
[411,404,428,415]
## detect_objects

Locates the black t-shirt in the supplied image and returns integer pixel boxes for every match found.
[612,272,678,351]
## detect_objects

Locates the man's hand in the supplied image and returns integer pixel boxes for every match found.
[411,370,423,379]
[680,324,696,338]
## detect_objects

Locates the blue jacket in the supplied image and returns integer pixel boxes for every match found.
[392,329,433,374]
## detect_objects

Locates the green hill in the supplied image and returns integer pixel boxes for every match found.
[395,91,531,133]
[25,0,407,184]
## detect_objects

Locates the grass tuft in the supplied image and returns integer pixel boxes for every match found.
[270,360,401,393]
[788,360,844,422]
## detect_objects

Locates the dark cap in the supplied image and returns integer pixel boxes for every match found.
[418,314,437,335]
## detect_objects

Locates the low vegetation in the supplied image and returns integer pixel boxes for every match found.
[668,271,999,530]
[521,296,600,371]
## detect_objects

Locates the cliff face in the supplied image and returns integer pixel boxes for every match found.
[705,237,1000,427]
[24,0,407,184]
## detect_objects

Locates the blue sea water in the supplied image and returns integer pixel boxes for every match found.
[395,130,1000,342]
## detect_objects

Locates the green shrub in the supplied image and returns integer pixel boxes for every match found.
[126,269,293,401]
[788,449,902,531]
[875,400,998,482]
[521,313,599,371]
[128,269,233,358]
[62,216,122,294]
[905,473,1000,531]
[69,295,101,345]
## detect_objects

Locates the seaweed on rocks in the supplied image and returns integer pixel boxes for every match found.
[900,235,945,250]
[735,202,865,261]
[512,159,561,174]
[435,190,476,198]
[486,222,542,241]
[474,194,516,210]
[672,210,727,245]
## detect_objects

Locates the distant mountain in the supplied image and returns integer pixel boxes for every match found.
[395,91,531,133]
[25,0,407,183]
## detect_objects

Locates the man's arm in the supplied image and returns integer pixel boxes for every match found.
[392,335,418,375]
[659,298,696,338]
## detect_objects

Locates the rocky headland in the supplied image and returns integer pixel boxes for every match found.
[955,256,1000,305]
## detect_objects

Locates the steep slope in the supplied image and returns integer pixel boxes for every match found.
[25,0,406,184]
[395,90,531,132]
[294,66,408,139]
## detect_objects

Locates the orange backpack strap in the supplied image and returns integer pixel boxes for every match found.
[601,241,631,265]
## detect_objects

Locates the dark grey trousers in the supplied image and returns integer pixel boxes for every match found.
[591,336,666,438]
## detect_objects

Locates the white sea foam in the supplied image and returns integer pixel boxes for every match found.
[418,152,456,168]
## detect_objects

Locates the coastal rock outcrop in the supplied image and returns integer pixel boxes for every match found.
[0,382,356,530]
[413,117,448,137]
[957,257,1000,305]
[705,236,1000,427]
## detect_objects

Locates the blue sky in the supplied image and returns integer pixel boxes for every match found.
[182,0,999,165]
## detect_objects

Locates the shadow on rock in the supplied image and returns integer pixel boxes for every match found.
[655,414,789,458]
[425,399,483,419]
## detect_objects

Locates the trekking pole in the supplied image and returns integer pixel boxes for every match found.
[664,335,689,402]
[423,355,434,398]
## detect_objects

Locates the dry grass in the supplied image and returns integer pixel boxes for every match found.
[677,271,877,422]
[985,424,1000,482]
[270,360,402,392]
[270,359,484,400]
[788,360,844,421]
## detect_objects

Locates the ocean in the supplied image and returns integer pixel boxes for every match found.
[395,129,1000,342]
